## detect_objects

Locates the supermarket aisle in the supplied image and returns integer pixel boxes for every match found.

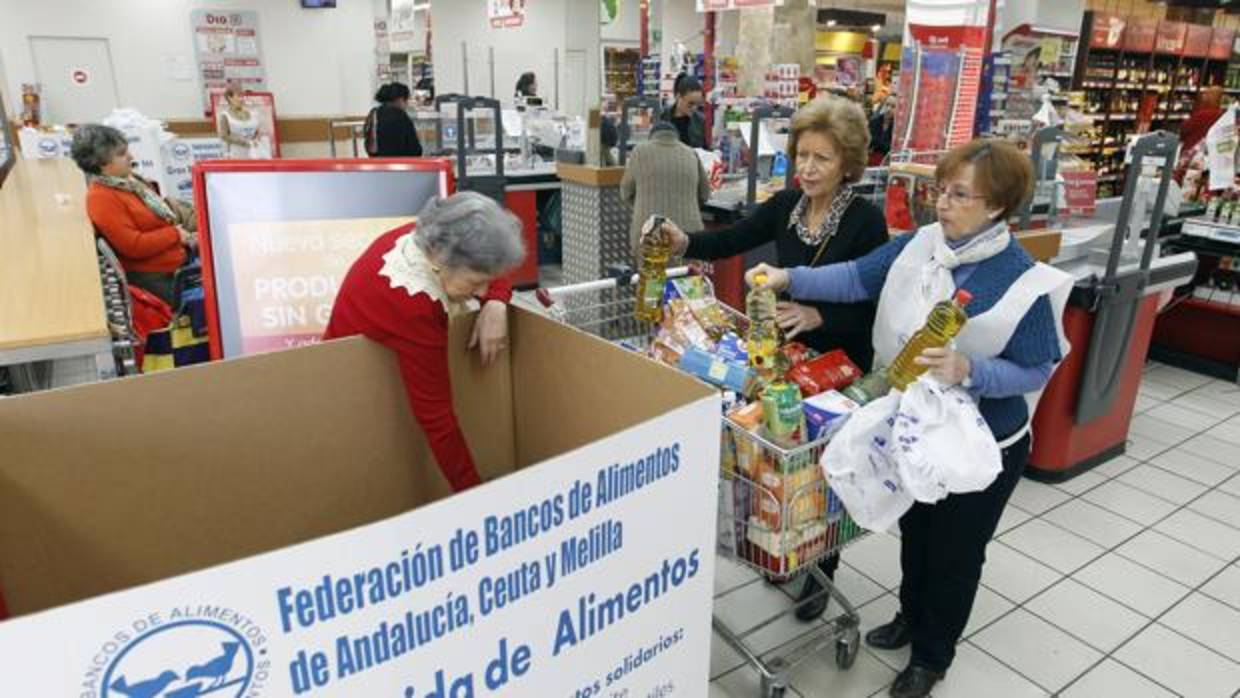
[710,363,1240,698]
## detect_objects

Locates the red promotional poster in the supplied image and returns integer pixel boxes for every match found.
[1155,21,1186,55]
[1090,13,1126,49]
[1124,18,1157,53]
[1062,171,1098,218]
[1210,28,1235,60]
[891,24,987,153]
[208,90,282,158]
[1185,24,1212,58]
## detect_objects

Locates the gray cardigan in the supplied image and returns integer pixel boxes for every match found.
[620,130,711,253]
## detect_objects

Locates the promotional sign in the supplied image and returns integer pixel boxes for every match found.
[161,137,226,201]
[1209,28,1235,60]
[1155,21,1186,56]
[208,91,281,158]
[228,216,411,353]
[1123,17,1157,53]
[696,0,784,8]
[1090,13,1125,50]
[488,0,526,29]
[893,24,988,153]
[191,9,267,114]
[194,160,453,359]
[0,335,721,698]
[1185,24,1212,59]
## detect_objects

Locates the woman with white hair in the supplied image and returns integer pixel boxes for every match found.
[325,192,526,491]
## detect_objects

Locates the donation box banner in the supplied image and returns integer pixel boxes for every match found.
[0,398,720,698]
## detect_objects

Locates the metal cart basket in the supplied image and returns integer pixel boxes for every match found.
[532,266,870,698]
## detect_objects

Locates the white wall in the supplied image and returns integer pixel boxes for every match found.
[601,0,642,45]
[0,0,381,120]
[662,0,704,73]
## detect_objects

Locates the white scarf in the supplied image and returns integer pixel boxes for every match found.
[919,220,1012,300]
[378,233,477,316]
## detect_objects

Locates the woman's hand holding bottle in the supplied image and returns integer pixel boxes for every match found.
[745,263,790,293]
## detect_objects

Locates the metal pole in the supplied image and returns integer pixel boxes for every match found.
[554,47,560,111]
[461,41,469,95]
[488,46,496,98]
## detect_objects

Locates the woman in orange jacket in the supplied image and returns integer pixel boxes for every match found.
[71,124,196,305]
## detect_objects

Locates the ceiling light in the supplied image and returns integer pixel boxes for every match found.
[827,19,837,27]
[871,24,882,32]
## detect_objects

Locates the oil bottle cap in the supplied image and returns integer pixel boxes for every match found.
[754,273,768,285]
[954,289,974,306]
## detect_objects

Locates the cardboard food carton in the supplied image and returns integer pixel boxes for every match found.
[0,308,720,697]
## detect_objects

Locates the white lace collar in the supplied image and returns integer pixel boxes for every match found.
[378,233,477,315]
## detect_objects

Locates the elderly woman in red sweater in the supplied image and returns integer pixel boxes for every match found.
[325,192,525,491]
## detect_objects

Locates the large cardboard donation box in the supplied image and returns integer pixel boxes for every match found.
[0,307,720,697]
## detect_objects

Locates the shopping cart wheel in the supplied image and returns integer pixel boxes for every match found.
[835,629,861,670]
[760,658,789,698]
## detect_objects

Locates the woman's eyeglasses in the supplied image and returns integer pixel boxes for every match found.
[929,186,985,207]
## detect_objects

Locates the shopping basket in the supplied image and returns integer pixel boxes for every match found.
[531,265,869,698]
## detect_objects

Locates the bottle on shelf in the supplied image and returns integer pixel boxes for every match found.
[745,273,781,380]
[634,215,671,323]
[886,289,974,391]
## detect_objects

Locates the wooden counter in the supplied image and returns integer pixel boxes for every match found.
[0,159,108,355]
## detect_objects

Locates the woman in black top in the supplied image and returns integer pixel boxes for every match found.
[365,83,423,158]
[655,96,888,620]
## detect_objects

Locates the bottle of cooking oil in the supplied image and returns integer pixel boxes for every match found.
[886,289,974,391]
[634,215,671,323]
[746,273,780,379]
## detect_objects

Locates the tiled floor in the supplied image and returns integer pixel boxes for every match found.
[709,363,1240,697]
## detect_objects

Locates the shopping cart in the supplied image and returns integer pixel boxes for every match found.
[532,266,869,698]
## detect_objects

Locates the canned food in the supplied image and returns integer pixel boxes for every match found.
[761,381,805,447]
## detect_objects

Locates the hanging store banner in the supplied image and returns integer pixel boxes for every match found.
[191,9,267,116]
[1089,13,1125,50]
[696,0,785,10]
[488,0,526,29]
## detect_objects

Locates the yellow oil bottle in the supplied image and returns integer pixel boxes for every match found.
[886,289,973,390]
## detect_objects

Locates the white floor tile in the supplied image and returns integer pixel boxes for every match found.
[1154,508,1240,561]
[840,533,903,591]
[1221,472,1240,499]
[1123,433,1174,462]
[1132,393,1163,415]
[1082,480,1179,526]
[993,504,1032,536]
[822,563,887,611]
[1161,593,1240,664]
[1116,463,1209,505]
[1042,499,1143,549]
[709,666,774,698]
[1074,553,1192,617]
[710,629,748,679]
[1172,389,1240,419]
[715,556,761,596]
[1092,454,1142,479]
[1148,448,1239,487]
[1179,433,1239,466]
[936,642,1050,698]
[1052,469,1108,497]
[1060,658,1176,698]
[1146,401,1226,430]
[712,578,822,655]
[1189,490,1240,530]
[979,542,1063,604]
[1200,565,1240,611]
[1139,379,1188,402]
[787,637,898,698]
[1190,381,1240,407]
[1144,365,1215,392]
[999,519,1105,575]
[1006,478,1071,516]
[855,594,908,673]
[1115,623,1240,698]
[962,584,1015,639]
[1129,414,1197,446]
[971,609,1102,693]
[1115,529,1229,588]
[1208,421,1240,448]
[1025,579,1148,653]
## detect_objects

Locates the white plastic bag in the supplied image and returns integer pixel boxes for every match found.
[821,392,912,532]
[891,379,1002,504]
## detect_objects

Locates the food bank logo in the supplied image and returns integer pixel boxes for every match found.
[86,609,270,698]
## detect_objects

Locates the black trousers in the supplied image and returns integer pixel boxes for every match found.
[898,432,1031,673]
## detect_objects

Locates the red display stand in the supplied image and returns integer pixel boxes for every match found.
[503,189,542,288]
[1151,297,1240,378]
[1028,294,1163,479]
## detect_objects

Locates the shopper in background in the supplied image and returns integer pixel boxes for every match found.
[216,86,262,159]
[661,74,706,149]
[620,121,710,256]
[869,95,897,165]
[1180,85,1226,154]
[515,72,538,102]
[648,96,888,620]
[746,139,1064,698]
[365,82,423,158]
[72,124,195,307]
[324,192,525,492]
